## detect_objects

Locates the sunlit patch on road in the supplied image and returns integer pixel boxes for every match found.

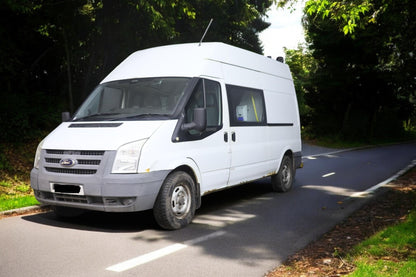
[193,209,257,228]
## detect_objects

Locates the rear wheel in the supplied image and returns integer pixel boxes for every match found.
[271,155,294,192]
[153,171,196,230]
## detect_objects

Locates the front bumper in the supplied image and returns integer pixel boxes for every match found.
[30,168,169,212]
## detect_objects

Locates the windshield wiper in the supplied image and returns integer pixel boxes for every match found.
[116,113,171,120]
[73,113,120,121]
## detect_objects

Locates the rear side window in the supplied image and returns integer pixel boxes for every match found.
[226,85,266,126]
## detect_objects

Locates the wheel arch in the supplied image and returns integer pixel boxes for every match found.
[276,148,295,173]
[165,162,202,209]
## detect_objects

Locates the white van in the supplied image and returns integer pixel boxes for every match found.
[31,42,302,229]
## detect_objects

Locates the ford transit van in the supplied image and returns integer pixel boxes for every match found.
[31,42,302,229]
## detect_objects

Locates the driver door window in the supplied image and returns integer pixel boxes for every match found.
[185,79,222,134]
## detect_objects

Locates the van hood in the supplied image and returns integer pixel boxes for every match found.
[42,121,167,151]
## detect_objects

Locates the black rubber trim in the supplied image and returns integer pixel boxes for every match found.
[267,123,294,127]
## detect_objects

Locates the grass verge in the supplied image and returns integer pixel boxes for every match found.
[0,141,40,212]
[348,210,416,276]
[0,195,39,212]
[268,167,416,277]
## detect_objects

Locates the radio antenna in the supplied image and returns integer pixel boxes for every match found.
[199,18,213,46]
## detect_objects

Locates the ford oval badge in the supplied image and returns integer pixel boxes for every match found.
[60,158,77,167]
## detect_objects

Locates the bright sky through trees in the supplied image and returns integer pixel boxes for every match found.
[259,1,306,59]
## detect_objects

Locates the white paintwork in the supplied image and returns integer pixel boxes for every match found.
[36,42,301,208]
[101,42,291,83]
[42,121,164,151]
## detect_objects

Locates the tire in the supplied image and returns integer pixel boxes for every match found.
[53,206,85,218]
[271,155,294,192]
[153,171,196,230]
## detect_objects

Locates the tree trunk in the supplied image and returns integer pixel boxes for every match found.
[62,28,74,114]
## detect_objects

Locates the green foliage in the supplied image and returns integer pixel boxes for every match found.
[0,0,272,142]
[305,0,373,36]
[356,211,416,256]
[0,195,39,212]
[0,141,41,211]
[284,45,316,127]
[0,181,12,188]
[300,0,416,141]
[278,0,376,37]
[349,211,416,276]
[15,184,31,193]
[350,260,416,277]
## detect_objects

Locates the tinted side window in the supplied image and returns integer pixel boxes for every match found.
[185,79,222,130]
[172,78,223,142]
[185,80,204,128]
[205,80,222,127]
[226,85,266,126]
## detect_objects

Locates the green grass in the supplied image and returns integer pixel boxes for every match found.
[0,195,39,212]
[350,260,416,277]
[347,210,416,276]
[1,141,40,213]
[0,180,12,188]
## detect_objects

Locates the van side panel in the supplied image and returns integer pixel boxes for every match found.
[138,120,231,195]
[221,61,301,186]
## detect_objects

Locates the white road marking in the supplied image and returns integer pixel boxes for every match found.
[350,159,416,198]
[106,230,226,272]
[322,172,335,178]
[107,158,416,273]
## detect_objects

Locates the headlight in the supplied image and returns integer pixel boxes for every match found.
[34,139,44,169]
[112,140,147,173]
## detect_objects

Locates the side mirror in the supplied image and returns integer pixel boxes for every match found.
[62,112,71,122]
[181,108,207,132]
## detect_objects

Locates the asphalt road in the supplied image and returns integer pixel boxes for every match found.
[1,143,415,277]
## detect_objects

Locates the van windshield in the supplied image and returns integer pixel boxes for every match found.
[73,77,190,121]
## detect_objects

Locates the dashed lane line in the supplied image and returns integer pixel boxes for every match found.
[106,230,226,272]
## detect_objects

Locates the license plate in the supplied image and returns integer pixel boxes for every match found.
[50,183,84,195]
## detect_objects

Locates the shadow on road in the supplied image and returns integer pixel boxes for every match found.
[21,178,276,233]
[21,209,158,232]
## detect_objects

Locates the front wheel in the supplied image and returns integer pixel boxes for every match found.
[153,171,196,230]
[271,155,294,192]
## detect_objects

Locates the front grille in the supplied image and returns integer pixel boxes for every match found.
[45,158,100,165]
[45,158,61,163]
[45,167,97,175]
[55,194,89,204]
[35,190,104,205]
[46,150,105,156]
[43,149,105,175]
[78,159,100,165]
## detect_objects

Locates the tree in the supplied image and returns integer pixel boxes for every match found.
[284,45,316,127]
[302,0,416,139]
[277,0,376,36]
[0,0,273,142]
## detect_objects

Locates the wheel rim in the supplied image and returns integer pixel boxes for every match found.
[281,164,291,188]
[171,184,191,218]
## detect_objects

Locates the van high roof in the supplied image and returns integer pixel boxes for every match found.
[101,42,291,83]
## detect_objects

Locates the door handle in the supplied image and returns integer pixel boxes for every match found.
[224,132,228,142]
[231,132,236,142]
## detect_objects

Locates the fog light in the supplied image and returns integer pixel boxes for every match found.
[121,198,135,206]
[104,198,118,205]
